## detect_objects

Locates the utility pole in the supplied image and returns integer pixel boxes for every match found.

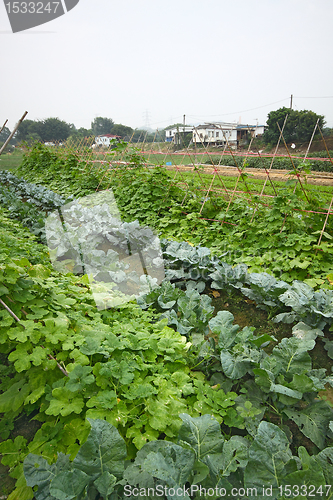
[290,94,293,110]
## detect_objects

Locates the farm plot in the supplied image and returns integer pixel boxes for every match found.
[0,144,332,499]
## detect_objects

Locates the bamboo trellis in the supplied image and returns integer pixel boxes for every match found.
[7,115,332,250]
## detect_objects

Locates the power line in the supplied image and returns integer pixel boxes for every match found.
[187,98,290,119]
[294,96,333,99]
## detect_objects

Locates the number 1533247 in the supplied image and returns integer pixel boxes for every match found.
[5,2,60,14]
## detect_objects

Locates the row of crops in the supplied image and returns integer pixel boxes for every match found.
[0,144,332,499]
[200,151,333,173]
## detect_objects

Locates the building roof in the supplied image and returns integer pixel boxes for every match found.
[96,134,119,138]
[236,124,265,130]
[194,122,265,131]
[195,123,237,130]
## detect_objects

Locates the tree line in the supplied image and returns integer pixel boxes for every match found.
[0,116,157,147]
[0,108,331,149]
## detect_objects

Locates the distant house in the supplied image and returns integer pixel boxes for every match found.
[193,123,238,145]
[192,122,265,146]
[236,124,265,145]
[94,134,120,147]
[165,126,194,144]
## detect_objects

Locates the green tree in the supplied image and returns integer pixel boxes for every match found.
[263,107,325,145]
[91,117,114,136]
[0,126,11,143]
[66,131,94,149]
[322,126,333,137]
[38,118,73,142]
[77,127,93,137]
[16,119,40,142]
[66,127,93,144]
[16,118,72,143]
[25,132,42,146]
[132,129,156,143]
[111,123,133,140]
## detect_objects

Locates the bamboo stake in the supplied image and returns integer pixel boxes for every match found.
[220,128,251,193]
[254,147,278,196]
[316,195,333,248]
[0,111,28,155]
[158,128,176,166]
[277,122,309,203]
[317,123,333,167]
[303,118,319,162]
[97,130,135,192]
[0,119,8,136]
[223,131,256,226]
[258,114,288,198]
[292,119,319,196]
[199,169,217,215]
[146,128,159,167]
[248,115,290,225]
[206,140,232,201]
[193,125,230,197]
[0,297,69,376]
[158,141,192,213]
[0,298,21,323]
[190,126,228,205]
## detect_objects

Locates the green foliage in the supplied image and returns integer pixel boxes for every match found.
[0,210,244,498]
[91,117,115,137]
[14,143,333,289]
[137,281,214,342]
[111,123,134,139]
[207,309,333,447]
[263,106,325,145]
[0,169,68,241]
[17,143,103,197]
[23,416,333,500]
[1,143,333,499]
[203,152,333,172]
[16,118,73,143]
[23,418,126,500]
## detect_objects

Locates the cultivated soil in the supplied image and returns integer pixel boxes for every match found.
[166,164,333,186]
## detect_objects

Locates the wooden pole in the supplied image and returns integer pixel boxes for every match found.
[292,119,319,196]
[316,196,333,248]
[0,297,68,376]
[0,298,21,323]
[259,113,288,197]
[0,111,28,155]
[277,122,309,203]
[303,118,319,162]
[0,119,8,136]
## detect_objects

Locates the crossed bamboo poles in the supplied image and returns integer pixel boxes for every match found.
[78,117,333,251]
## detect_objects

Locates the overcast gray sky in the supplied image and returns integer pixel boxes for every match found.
[1,0,333,132]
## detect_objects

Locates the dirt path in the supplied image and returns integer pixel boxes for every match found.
[166,165,333,187]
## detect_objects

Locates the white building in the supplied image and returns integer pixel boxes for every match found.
[95,134,119,147]
[193,122,265,146]
[236,124,265,143]
[193,123,238,145]
[165,126,194,143]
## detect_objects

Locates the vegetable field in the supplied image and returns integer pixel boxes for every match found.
[0,143,332,500]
